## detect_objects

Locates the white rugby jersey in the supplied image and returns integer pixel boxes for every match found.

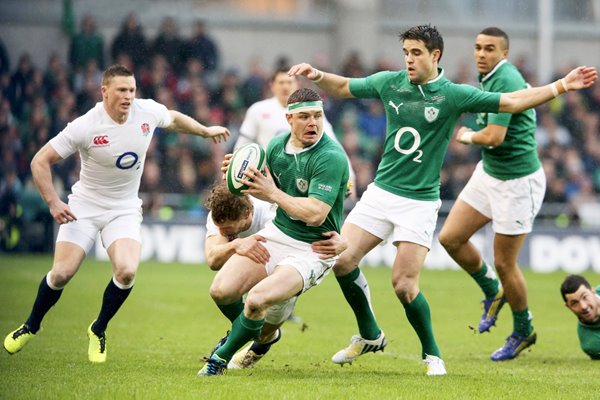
[50,99,172,209]
[235,96,355,178]
[205,197,275,239]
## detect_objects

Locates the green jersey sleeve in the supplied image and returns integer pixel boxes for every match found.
[308,149,348,207]
[452,83,501,115]
[349,71,391,99]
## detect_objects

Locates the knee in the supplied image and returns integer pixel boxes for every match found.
[244,291,269,316]
[48,268,74,287]
[209,282,230,304]
[333,252,359,276]
[493,260,517,278]
[113,262,138,286]
[392,276,419,303]
[438,230,460,251]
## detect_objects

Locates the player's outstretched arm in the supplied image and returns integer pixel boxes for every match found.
[288,63,354,99]
[499,66,597,114]
[167,110,230,143]
[456,124,508,148]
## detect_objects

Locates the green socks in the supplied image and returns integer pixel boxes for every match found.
[216,313,264,361]
[217,299,244,323]
[403,292,441,359]
[470,261,501,299]
[336,267,381,340]
[513,308,533,336]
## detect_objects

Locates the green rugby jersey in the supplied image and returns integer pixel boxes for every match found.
[477,60,541,180]
[349,69,500,201]
[577,285,600,360]
[266,132,349,243]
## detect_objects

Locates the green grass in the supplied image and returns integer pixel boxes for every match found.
[1,255,599,399]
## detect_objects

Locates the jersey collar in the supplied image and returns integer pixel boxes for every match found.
[480,59,508,83]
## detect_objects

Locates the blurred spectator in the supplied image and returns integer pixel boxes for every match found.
[241,58,268,107]
[69,14,104,72]
[0,37,10,75]
[7,53,35,118]
[0,164,23,251]
[151,17,185,73]
[186,20,220,74]
[536,111,572,148]
[340,50,367,78]
[110,13,148,71]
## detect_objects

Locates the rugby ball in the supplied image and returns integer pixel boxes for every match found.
[226,143,266,195]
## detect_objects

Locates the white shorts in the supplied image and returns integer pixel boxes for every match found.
[345,183,441,249]
[257,221,337,294]
[458,162,546,235]
[265,296,298,325]
[56,198,143,254]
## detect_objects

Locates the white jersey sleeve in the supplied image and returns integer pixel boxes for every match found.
[235,102,261,150]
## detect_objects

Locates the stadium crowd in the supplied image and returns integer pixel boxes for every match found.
[1,14,599,252]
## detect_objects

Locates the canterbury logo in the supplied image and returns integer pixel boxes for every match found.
[93,135,109,146]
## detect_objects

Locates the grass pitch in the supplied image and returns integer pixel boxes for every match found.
[1,255,599,399]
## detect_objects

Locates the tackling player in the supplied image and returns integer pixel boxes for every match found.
[3,64,230,363]
[203,181,346,369]
[289,24,596,375]
[198,88,349,376]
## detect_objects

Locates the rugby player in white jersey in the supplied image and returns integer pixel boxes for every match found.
[3,64,230,363]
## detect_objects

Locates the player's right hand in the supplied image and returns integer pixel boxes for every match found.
[234,235,270,264]
[49,200,77,225]
[288,63,320,80]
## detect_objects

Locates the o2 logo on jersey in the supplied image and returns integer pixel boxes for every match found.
[394,127,423,163]
[115,151,140,170]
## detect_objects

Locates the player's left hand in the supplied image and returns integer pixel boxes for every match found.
[564,66,597,91]
[220,153,233,180]
[311,231,348,259]
[241,165,277,201]
[204,126,231,144]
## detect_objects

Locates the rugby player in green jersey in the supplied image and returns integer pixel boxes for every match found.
[198,88,349,376]
[289,24,596,375]
[561,275,600,360]
[438,27,545,361]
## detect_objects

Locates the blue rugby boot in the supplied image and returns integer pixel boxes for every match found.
[478,288,506,333]
[490,331,537,361]
[197,354,227,376]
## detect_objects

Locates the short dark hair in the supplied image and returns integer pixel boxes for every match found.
[287,88,322,105]
[479,27,510,49]
[102,64,133,86]
[399,24,444,61]
[205,181,253,224]
[560,275,593,302]
[271,66,295,82]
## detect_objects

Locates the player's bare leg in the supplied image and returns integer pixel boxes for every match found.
[490,233,536,361]
[4,242,85,355]
[392,241,446,375]
[439,200,505,333]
